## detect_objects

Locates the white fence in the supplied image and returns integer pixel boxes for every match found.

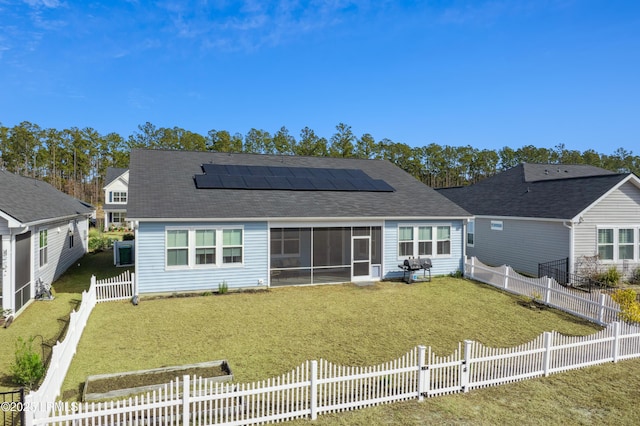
[25,259,640,425]
[24,271,135,424]
[94,270,136,303]
[33,321,640,425]
[464,256,621,325]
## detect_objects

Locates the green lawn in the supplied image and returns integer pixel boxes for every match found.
[7,267,640,424]
[0,251,131,392]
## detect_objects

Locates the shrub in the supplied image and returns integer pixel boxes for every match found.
[597,267,620,287]
[11,336,45,389]
[88,228,100,238]
[611,289,640,324]
[218,281,229,294]
[122,233,135,241]
[629,267,640,285]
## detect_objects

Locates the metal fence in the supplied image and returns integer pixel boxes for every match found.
[1,389,24,426]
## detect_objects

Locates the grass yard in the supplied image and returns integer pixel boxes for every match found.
[0,251,131,392]
[7,265,640,425]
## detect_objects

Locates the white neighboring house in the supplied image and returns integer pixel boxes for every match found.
[103,167,131,231]
[0,170,93,318]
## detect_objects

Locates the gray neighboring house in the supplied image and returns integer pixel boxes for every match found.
[127,149,471,294]
[103,167,131,231]
[0,170,93,317]
[438,163,640,278]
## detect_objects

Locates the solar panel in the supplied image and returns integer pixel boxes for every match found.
[195,163,395,192]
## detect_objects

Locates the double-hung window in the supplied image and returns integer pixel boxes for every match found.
[223,229,243,264]
[167,230,189,266]
[398,227,413,257]
[166,227,243,268]
[398,225,452,258]
[467,220,475,246]
[418,227,432,256]
[618,229,635,260]
[437,226,451,255]
[39,229,48,267]
[195,230,216,265]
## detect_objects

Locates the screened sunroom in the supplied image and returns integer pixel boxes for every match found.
[269,226,382,286]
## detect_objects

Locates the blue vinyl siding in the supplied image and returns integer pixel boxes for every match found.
[136,221,269,293]
[383,220,464,279]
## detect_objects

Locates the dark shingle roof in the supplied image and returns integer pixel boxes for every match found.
[0,170,94,224]
[105,167,128,186]
[438,163,631,219]
[128,149,470,220]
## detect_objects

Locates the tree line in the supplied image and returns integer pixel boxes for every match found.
[1,121,638,205]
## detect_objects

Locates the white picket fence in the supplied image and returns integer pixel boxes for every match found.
[24,271,135,424]
[94,270,136,303]
[32,321,640,425]
[464,256,621,325]
[25,260,640,425]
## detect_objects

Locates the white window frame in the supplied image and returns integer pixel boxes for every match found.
[39,229,48,268]
[111,212,126,224]
[397,224,452,259]
[111,191,127,203]
[165,226,244,269]
[467,220,475,247]
[597,226,639,262]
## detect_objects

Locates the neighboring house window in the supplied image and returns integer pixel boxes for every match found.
[398,227,413,257]
[437,226,451,255]
[111,212,125,224]
[467,220,475,246]
[39,230,48,267]
[598,227,639,262]
[110,191,127,203]
[223,229,243,264]
[399,225,452,258]
[271,228,300,256]
[418,226,432,256]
[167,230,189,266]
[195,230,216,265]
[618,229,635,260]
[69,234,75,249]
[166,227,243,268]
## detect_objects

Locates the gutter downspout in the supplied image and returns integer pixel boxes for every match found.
[562,220,575,275]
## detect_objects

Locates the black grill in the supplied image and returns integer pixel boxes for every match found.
[398,257,432,283]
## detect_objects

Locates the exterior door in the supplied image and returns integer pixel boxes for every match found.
[352,236,371,281]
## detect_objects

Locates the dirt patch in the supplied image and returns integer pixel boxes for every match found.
[85,363,230,394]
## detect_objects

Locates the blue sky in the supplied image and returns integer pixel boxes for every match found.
[0,1,638,155]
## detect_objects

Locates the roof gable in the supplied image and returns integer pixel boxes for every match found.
[438,163,632,219]
[127,149,471,220]
[104,167,129,187]
[0,170,94,225]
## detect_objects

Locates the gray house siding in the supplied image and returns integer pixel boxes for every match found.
[35,218,89,287]
[383,219,465,279]
[575,181,640,276]
[136,221,269,294]
[469,218,570,276]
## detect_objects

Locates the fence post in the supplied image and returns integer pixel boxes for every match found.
[503,265,509,290]
[182,375,190,426]
[417,345,427,401]
[132,272,137,298]
[469,257,475,278]
[612,322,621,363]
[23,393,33,426]
[461,340,472,393]
[545,278,552,304]
[90,275,96,300]
[542,332,552,377]
[310,360,318,420]
[598,294,607,325]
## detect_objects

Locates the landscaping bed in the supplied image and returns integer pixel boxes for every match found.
[83,360,232,401]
